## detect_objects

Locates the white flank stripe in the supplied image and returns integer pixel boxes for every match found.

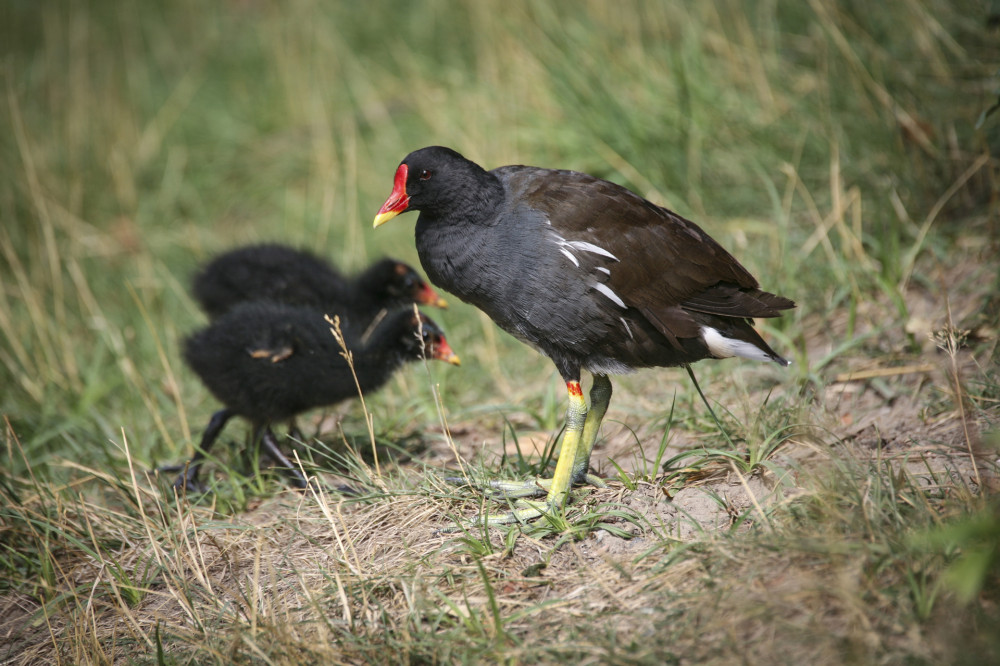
[559,247,580,267]
[566,240,619,261]
[620,317,634,340]
[594,282,626,308]
[700,326,773,363]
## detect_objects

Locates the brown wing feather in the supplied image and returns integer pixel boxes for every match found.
[512,168,791,321]
[682,283,795,318]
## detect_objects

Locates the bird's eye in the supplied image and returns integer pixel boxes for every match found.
[419,169,432,181]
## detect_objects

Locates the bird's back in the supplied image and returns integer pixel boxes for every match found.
[416,163,792,375]
[184,301,357,421]
[192,245,350,318]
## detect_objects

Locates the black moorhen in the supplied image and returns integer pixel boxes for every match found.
[191,244,446,444]
[169,301,460,492]
[374,146,794,525]
[192,243,447,320]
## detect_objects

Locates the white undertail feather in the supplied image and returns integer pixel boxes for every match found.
[700,326,784,364]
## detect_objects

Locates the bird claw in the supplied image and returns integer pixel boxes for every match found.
[153,462,209,495]
[437,498,554,532]
[445,472,607,500]
[582,472,609,489]
[444,473,609,528]
[478,499,553,526]
[445,475,549,499]
[171,474,209,496]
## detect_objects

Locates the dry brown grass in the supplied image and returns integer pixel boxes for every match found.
[2,276,996,663]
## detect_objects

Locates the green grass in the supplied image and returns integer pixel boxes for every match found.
[2,0,999,663]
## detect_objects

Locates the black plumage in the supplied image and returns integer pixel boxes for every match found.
[374,145,794,524]
[168,301,460,492]
[191,243,447,321]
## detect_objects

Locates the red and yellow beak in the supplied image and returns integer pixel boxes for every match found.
[431,336,461,366]
[417,282,448,309]
[373,163,410,227]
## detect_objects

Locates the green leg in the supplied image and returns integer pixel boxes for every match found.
[455,376,612,526]
[543,380,588,506]
[573,374,611,488]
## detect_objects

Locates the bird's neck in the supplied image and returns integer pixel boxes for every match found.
[347,345,407,394]
[425,166,504,226]
[349,265,391,306]
[412,167,506,308]
[349,319,418,393]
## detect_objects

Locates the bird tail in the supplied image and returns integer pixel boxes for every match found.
[698,321,790,366]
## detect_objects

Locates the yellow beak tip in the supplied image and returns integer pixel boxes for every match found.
[373,211,398,228]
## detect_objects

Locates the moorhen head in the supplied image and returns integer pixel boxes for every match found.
[191,243,446,321]
[168,301,459,492]
[374,145,794,524]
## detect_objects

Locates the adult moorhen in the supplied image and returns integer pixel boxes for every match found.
[192,243,447,321]
[168,301,460,492]
[374,146,794,525]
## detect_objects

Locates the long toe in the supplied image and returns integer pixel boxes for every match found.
[157,460,209,494]
[446,473,607,500]
[327,482,361,496]
[445,475,549,499]
[172,474,209,495]
[471,499,559,527]
[299,475,321,492]
[582,473,609,489]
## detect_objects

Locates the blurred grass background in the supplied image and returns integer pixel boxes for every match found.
[1,1,998,662]
[3,0,992,482]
